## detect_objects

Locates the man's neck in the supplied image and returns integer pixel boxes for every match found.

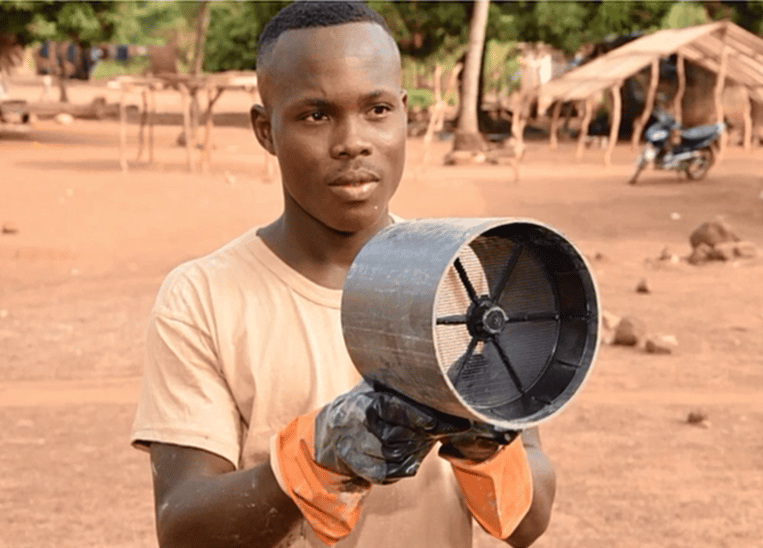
[258,211,391,290]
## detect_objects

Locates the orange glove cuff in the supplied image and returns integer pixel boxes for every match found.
[442,437,533,539]
[271,410,370,546]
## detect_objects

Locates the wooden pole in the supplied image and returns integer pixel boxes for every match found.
[605,83,622,166]
[632,59,659,149]
[549,100,562,150]
[201,86,213,173]
[422,64,443,168]
[433,63,442,105]
[510,93,526,182]
[715,43,729,161]
[576,98,592,160]
[741,86,752,152]
[673,53,685,126]
[201,86,224,172]
[181,84,194,172]
[148,85,156,164]
[119,84,127,172]
[137,89,147,162]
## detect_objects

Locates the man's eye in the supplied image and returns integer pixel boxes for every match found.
[305,111,326,122]
[371,105,391,116]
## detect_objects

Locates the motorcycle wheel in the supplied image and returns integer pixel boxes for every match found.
[628,155,646,185]
[685,147,715,180]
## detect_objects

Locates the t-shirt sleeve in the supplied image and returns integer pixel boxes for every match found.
[130,269,243,468]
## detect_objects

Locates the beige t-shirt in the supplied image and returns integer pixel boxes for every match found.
[131,226,473,548]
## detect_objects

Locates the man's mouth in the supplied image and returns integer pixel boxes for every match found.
[329,182,378,201]
[329,171,380,201]
[330,171,380,187]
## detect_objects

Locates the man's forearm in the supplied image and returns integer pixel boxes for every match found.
[153,453,303,548]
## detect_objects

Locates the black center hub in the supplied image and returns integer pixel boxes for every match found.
[467,297,508,340]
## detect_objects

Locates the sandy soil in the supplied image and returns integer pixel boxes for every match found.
[1,77,762,548]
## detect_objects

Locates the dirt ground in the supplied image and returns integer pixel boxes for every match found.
[1,77,762,548]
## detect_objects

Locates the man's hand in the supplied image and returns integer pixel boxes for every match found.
[314,381,470,483]
[439,422,520,462]
[272,381,470,544]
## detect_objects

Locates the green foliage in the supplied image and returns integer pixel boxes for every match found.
[406,88,435,110]
[587,0,656,37]
[1,1,123,46]
[483,39,520,96]
[89,57,150,80]
[202,1,288,72]
[111,2,191,46]
[662,2,710,29]
[0,1,50,43]
[2,0,762,79]
[54,3,102,44]
[485,3,519,43]
[370,1,469,60]
[727,1,763,35]
[406,87,457,110]
[533,0,590,54]
[489,0,675,55]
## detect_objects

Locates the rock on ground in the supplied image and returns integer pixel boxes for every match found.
[689,218,740,249]
[613,316,647,346]
[645,334,679,354]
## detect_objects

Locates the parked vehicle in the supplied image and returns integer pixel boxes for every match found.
[629,110,725,185]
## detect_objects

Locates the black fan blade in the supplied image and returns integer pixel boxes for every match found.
[453,258,478,303]
[488,335,525,393]
[505,311,560,323]
[450,336,478,386]
[490,244,523,301]
[436,314,467,325]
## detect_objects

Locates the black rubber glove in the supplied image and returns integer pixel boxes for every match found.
[439,422,521,462]
[313,381,470,484]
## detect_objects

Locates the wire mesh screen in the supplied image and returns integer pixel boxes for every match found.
[434,235,561,410]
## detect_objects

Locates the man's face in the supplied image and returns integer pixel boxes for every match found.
[255,22,407,235]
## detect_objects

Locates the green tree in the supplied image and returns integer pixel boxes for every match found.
[2,1,114,45]
[113,2,194,47]
[721,0,763,35]
[1,1,123,101]
[202,2,287,72]
[662,2,710,29]
[370,1,470,59]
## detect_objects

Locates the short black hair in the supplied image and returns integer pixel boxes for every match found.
[256,1,393,68]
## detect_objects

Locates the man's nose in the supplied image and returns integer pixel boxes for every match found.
[330,116,372,158]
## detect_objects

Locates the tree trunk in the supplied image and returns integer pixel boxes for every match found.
[191,0,210,77]
[605,83,622,166]
[188,1,211,145]
[57,72,68,103]
[55,43,69,103]
[452,0,489,152]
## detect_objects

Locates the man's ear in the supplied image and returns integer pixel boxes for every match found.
[400,89,408,110]
[250,104,276,155]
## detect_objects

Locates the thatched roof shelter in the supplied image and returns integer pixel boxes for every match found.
[534,21,763,163]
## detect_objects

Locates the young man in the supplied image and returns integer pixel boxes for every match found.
[131,3,556,547]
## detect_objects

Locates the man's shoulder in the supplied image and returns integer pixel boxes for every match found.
[154,227,274,311]
[177,226,267,275]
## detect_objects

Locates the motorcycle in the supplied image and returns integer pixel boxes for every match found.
[628,110,725,185]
